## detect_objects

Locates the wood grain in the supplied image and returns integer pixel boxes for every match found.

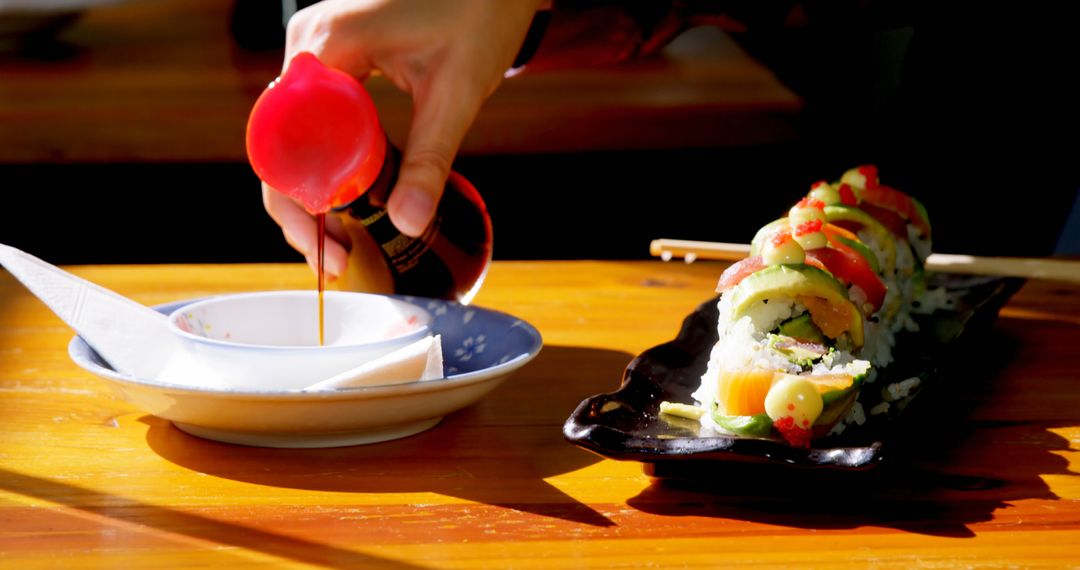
[0,261,1077,568]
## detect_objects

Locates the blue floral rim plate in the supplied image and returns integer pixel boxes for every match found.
[71,295,542,397]
[68,295,542,447]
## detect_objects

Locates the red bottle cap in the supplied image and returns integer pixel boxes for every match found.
[246,52,387,214]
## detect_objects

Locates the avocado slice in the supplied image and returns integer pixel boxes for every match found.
[912,261,927,300]
[813,389,858,435]
[912,197,932,238]
[830,233,881,274]
[711,410,773,438]
[810,361,871,434]
[750,216,882,275]
[729,265,864,347]
[823,205,897,275]
[768,334,827,368]
[776,314,827,344]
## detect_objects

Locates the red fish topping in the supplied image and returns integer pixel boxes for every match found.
[793,219,824,237]
[773,416,812,448]
[795,197,826,210]
[858,165,879,187]
[838,184,858,206]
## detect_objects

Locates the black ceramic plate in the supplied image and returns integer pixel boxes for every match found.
[563,274,1025,472]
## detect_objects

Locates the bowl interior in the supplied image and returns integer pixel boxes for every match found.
[169,291,430,348]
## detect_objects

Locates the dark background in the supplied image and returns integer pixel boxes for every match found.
[0,146,835,265]
[1,2,1077,265]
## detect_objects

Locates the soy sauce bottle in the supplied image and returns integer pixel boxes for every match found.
[246,52,492,303]
[335,141,492,303]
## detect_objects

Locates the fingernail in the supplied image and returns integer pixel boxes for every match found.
[304,250,345,281]
[390,187,435,237]
[284,227,313,258]
[325,252,345,280]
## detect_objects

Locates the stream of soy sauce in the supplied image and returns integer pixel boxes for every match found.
[316,212,326,346]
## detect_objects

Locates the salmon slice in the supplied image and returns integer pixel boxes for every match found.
[716,369,775,416]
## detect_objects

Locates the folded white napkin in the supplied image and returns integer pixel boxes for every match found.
[0,242,177,380]
[304,334,443,391]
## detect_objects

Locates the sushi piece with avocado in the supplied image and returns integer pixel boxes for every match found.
[664,166,951,447]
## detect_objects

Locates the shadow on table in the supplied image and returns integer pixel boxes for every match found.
[0,466,426,569]
[627,327,1075,538]
[144,344,634,529]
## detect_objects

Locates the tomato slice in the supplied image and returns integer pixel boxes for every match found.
[716,256,766,292]
[804,248,886,313]
[860,184,932,238]
[859,202,908,238]
[716,251,828,292]
[823,224,881,274]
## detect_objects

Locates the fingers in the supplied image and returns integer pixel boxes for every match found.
[387,73,486,237]
[281,0,499,237]
[323,209,351,249]
[284,0,373,78]
[262,184,349,279]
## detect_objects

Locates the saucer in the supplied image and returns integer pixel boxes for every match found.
[70,296,542,448]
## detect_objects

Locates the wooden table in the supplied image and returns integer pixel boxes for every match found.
[1,261,1077,568]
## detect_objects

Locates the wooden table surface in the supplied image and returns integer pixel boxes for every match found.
[0,261,1077,568]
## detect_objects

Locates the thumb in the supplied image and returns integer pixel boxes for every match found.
[387,76,484,237]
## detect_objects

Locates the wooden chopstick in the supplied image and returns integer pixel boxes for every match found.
[649,238,1080,283]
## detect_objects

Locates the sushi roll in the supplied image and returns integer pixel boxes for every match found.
[673,166,951,447]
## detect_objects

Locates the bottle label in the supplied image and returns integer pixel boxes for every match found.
[338,143,458,298]
[380,216,441,274]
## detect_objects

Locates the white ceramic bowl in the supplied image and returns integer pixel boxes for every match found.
[164,291,431,391]
[70,296,543,448]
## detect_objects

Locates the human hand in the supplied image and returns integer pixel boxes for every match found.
[262,0,545,278]
[262,183,352,277]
